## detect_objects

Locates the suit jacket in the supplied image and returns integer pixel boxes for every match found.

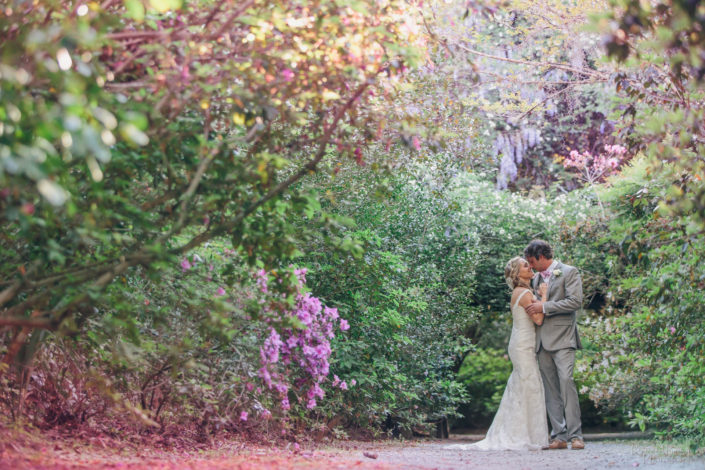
[532,261,583,352]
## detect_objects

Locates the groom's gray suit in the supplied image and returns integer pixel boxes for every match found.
[532,260,583,442]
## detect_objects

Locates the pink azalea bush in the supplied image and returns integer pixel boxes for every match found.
[257,268,352,412]
[562,144,629,216]
[562,144,628,184]
[175,253,353,426]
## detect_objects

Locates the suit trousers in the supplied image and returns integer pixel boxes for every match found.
[537,346,582,441]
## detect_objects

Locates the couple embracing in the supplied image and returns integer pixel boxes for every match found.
[452,239,584,451]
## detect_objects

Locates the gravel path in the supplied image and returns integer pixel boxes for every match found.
[4,434,704,469]
[321,437,705,470]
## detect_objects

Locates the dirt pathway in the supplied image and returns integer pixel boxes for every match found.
[3,436,704,470]
[321,438,705,470]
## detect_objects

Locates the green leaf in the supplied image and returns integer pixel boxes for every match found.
[148,0,183,13]
[125,0,145,21]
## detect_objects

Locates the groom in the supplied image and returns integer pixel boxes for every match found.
[524,240,585,450]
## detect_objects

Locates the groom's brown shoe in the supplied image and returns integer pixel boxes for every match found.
[543,439,568,450]
[570,438,585,450]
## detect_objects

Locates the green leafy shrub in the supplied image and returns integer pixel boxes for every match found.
[455,348,511,427]
[293,162,607,433]
[558,158,705,446]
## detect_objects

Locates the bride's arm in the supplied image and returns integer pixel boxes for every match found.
[520,287,545,325]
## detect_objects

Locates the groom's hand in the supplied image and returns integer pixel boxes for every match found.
[526,300,543,316]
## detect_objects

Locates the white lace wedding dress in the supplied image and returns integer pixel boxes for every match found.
[448,289,548,451]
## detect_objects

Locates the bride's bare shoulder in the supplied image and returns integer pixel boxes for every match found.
[510,287,526,304]
[510,287,532,306]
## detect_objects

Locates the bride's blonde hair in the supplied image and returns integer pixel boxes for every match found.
[505,256,530,289]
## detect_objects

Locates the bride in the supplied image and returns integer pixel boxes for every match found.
[450,257,549,451]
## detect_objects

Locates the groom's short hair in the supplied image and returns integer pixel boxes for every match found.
[524,239,553,260]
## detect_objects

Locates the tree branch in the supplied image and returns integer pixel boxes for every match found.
[158,109,216,243]
[104,80,149,90]
[515,84,577,121]
[210,0,256,40]
[0,261,40,308]
[456,43,609,80]
[173,79,375,255]
[0,317,53,329]
[106,31,168,41]
[51,259,134,327]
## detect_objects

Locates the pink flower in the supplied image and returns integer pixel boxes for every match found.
[256,272,342,414]
[308,383,325,399]
[21,202,35,215]
[354,147,364,166]
[261,409,271,419]
[339,381,348,391]
[262,329,283,363]
[180,258,191,272]
[293,443,300,452]
[294,267,308,283]
[339,319,350,331]
[412,136,421,151]
[564,150,589,170]
[240,411,248,421]
[216,287,226,297]
[256,269,268,293]
[144,299,150,306]
[324,306,339,320]
[180,64,190,80]
[315,344,331,359]
[669,326,676,334]
[605,144,627,155]
[298,310,312,326]
[281,68,295,82]
[350,379,357,387]
[258,367,272,388]
[245,382,254,392]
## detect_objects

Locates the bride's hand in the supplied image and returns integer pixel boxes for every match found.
[538,283,548,299]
